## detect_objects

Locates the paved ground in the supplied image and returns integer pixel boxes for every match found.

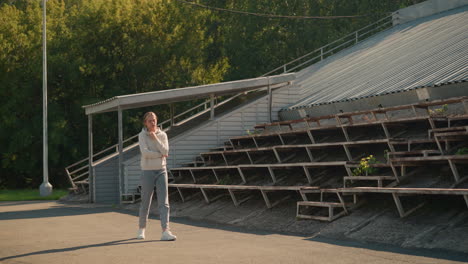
[1,201,467,264]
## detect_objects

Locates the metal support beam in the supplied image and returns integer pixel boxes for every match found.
[277,134,285,145]
[381,123,391,139]
[272,148,282,163]
[170,103,175,127]
[245,151,254,164]
[88,114,94,202]
[463,99,468,114]
[267,77,272,123]
[118,107,123,204]
[448,160,460,183]
[189,169,197,183]
[390,162,400,183]
[306,130,316,144]
[267,167,277,183]
[210,94,215,120]
[251,137,259,148]
[228,189,253,207]
[221,153,229,166]
[392,193,426,218]
[305,147,314,162]
[343,145,353,161]
[392,193,406,218]
[386,141,396,152]
[211,169,220,183]
[237,167,247,184]
[302,166,313,184]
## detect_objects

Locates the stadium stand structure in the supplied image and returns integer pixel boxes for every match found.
[67,0,468,222]
[167,96,468,221]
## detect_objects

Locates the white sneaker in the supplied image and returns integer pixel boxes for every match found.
[137,228,145,240]
[161,230,177,241]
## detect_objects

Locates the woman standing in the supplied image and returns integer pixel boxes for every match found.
[137,112,176,241]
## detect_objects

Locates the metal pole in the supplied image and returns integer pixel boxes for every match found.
[40,0,52,196]
[210,94,215,120]
[88,114,94,202]
[170,103,175,127]
[118,107,123,204]
[267,77,272,123]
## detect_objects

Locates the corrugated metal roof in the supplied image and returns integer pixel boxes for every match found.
[284,5,468,111]
[82,73,295,115]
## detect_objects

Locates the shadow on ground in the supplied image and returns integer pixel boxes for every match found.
[0,238,163,262]
[307,236,468,263]
[0,203,115,220]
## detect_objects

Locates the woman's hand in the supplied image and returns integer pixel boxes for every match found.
[149,132,158,141]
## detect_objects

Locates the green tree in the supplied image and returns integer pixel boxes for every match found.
[0,0,425,189]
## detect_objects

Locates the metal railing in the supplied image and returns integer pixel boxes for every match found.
[65,95,241,192]
[65,14,395,192]
[262,14,393,76]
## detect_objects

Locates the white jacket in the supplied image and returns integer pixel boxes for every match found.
[138,128,169,170]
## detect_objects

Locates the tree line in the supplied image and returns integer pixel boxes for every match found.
[0,0,422,189]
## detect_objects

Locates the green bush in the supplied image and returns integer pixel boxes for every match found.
[352,155,379,176]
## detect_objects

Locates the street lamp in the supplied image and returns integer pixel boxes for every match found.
[40,0,53,196]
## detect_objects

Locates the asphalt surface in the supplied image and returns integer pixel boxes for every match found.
[1,201,467,264]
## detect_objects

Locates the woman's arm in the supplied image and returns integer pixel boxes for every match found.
[139,133,162,158]
[151,131,169,157]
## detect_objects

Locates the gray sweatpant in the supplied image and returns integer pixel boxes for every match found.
[139,169,170,230]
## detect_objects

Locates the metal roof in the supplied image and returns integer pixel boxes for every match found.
[284,5,468,111]
[83,73,295,115]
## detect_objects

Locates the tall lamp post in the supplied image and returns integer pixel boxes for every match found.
[40,0,53,196]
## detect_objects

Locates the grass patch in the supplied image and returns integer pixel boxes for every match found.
[0,189,69,201]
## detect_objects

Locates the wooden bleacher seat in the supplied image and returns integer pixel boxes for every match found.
[343,176,397,188]
[165,96,468,221]
[339,187,468,217]
[169,183,319,208]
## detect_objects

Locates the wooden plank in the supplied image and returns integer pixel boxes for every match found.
[390,155,468,162]
[435,131,468,137]
[343,176,395,180]
[339,187,468,195]
[169,183,319,191]
[297,201,345,207]
[296,214,334,221]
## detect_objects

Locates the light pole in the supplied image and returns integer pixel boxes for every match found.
[40,0,53,196]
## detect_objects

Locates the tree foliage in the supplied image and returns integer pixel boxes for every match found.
[0,0,423,188]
